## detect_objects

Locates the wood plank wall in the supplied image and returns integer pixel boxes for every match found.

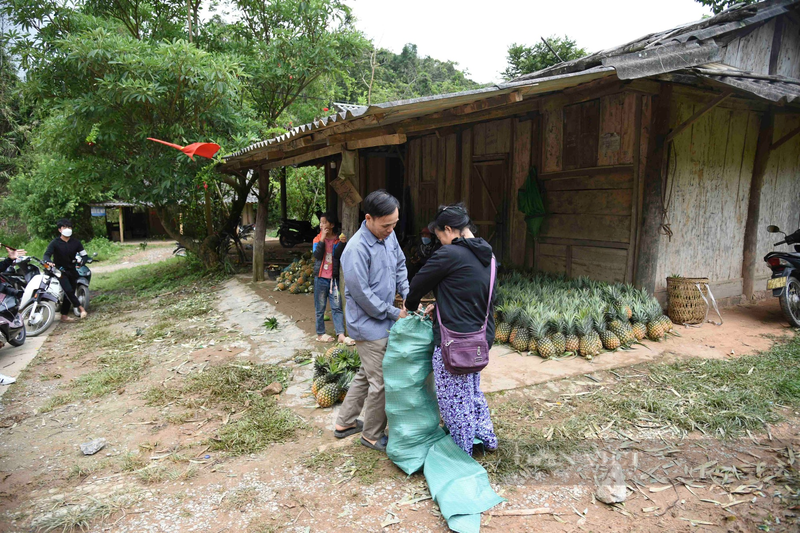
[755,112,800,279]
[722,14,800,78]
[536,91,648,283]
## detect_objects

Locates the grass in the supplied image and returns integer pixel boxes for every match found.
[303,443,387,485]
[182,363,291,405]
[210,397,302,456]
[480,333,800,480]
[222,486,259,510]
[31,491,141,533]
[92,257,224,298]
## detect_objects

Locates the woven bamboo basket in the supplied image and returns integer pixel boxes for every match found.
[666,277,710,325]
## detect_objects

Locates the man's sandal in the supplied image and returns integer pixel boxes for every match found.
[334,419,363,439]
[360,435,388,452]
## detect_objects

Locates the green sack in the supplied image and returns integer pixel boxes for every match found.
[384,315,504,533]
[383,316,443,473]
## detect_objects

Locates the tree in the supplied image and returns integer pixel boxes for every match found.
[693,0,756,15]
[502,35,588,80]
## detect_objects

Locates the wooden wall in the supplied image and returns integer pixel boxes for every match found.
[653,95,760,296]
[536,91,649,283]
[756,112,800,280]
[722,15,800,79]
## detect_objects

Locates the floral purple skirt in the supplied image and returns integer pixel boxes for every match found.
[432,346,498,456]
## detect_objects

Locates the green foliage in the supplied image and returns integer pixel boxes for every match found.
[693,0,755,15]
[502,35,588,80]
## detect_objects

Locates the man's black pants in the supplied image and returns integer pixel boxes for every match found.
[60,271,82,315]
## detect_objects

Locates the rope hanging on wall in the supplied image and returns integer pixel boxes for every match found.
[659,141,678,242]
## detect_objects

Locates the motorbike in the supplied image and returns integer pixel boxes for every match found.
[74,252,94,313]
[764,225,800,328]
[18,257,63,337]
[0,272,26,349]
[277,219,318,248]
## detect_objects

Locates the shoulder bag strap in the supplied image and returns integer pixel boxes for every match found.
[483,255,496,329]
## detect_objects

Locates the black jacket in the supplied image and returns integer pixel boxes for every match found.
[406,237,497,347]
[44,237,85,273]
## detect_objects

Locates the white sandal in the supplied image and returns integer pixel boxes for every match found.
[317,334,334,342]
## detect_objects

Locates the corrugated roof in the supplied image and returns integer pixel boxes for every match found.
[223,0,800,166]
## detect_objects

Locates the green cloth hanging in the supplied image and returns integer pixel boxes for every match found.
[517,166,546,238]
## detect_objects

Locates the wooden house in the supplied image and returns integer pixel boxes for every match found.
[221,0,800,303]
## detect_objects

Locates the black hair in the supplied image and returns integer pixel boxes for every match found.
[319,211,338,226]
[56,218,73,230]
[363,189,400,218]
[428,203,475,234]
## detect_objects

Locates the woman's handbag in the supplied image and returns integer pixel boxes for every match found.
[435,256,496,375]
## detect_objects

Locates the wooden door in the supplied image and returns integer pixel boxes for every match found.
[470,158,507,258]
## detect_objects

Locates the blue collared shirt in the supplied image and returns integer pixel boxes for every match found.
[341,220,409,341]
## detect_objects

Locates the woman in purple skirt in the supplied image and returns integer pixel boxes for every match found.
[405,203,498,456]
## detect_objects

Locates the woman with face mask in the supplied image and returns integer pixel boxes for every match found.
[43,218,88,321]
[405,203,498,456]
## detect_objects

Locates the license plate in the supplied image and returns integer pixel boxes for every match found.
[767,277,787,290]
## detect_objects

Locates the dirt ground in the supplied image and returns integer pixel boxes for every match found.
[0,255,798,532]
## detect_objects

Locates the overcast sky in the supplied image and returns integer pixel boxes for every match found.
[350,0,713,83]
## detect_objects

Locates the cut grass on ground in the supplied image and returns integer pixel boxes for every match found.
[145,363,301,455]
[482,333,800,480]
[303,443,388,485]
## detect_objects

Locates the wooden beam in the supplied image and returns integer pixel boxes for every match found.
[448,91,523,116]
[346,133,406,150]
[634,83,673,293]
[768,15,784,76]
[665,91,732,144]
[252,168,269,281]
[118,208,125,244]
[770,124,800,152]
[742,108,775,300]
[396,98,540,134]
[261,144,342,170]
[280,167,287,220]
[326,127,397,145]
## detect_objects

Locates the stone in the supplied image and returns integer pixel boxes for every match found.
[80,438,107,455]
[262,382,283,395]
[595,462,627,504]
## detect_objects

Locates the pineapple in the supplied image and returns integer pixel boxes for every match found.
[527,335,538,355]
[531,315,555,359]
[607,307,634,347]
[317,383,340,408]
[498,303,519,344]
[495,312,512,343]
[659,314,674,333]
[512,307,533,352]
[564,313,580,354]
[311,375,328,396]
[548,314,566,356]
[337,372,353,403]
[313,356,329,379]
[596,320,621,351]
[630,304,648,341]
[646,302,665,341]
[576,311,597,360]
[507,304,524,346]
[325,344,345,359]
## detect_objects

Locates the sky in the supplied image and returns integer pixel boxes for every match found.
[350,0,713,83]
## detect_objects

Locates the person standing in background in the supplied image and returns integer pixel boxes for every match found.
[312,213,353,345]
[43,219,88,322]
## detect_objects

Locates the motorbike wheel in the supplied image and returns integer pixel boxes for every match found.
[20,301,56,337]
[279,234,296,248]
[76,285,90,312]
[8,326,26,347]
[779,275,800,328]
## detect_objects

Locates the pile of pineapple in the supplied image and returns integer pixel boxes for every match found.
[495,273,674,360]
[275,252,315,294]
[311,345,360,408]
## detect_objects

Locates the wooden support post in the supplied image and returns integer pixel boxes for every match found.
[634,83,672,294]
[253,169,270,282]
[741,108,775,300]
[118,208,125,243]
[341,151,361,238]
[280,167,288,221]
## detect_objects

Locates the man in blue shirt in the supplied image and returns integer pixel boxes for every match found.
[334,190,409,451]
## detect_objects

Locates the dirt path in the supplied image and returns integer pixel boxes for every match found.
[0,267,798,532]
[91,243,174,274]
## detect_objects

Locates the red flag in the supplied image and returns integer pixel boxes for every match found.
[147,138,221,160]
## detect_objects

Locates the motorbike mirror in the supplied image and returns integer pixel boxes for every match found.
[767,225,782,233]
[92,252,98,257]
